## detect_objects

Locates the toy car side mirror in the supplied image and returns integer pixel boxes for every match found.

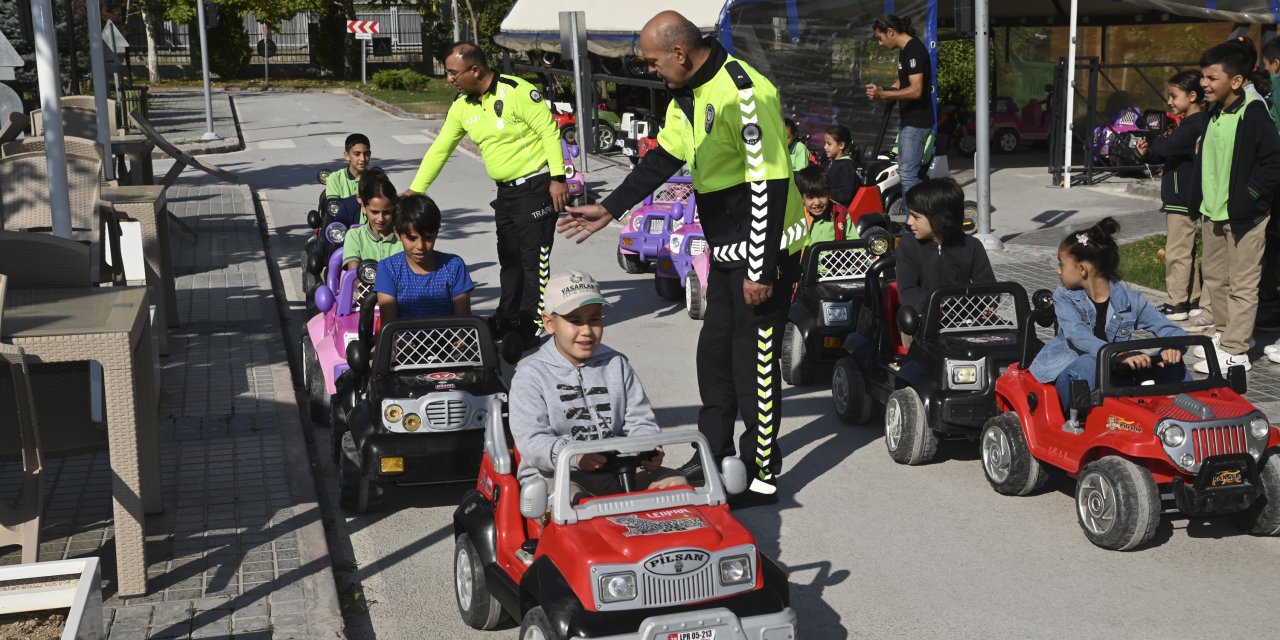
[501,331,524,365]
[307,210,322,229]
[1069,379,1093,412]
[346,339,370,376]
[720,456,748,495]
[520,479,548,519]
[317,169,330,184]
[1032,289,1054,310]
[1228,364,1248,395]
[897,305,920,337]
[305,252,324,276]
[314,285,336,313]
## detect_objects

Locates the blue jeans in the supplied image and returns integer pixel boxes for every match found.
[897,125,931,205]
[1053,352,1190,414]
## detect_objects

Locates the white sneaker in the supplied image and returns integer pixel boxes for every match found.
[1189,332,1221,360]
[1266,338,1280,356]
[1194,350,1252,374]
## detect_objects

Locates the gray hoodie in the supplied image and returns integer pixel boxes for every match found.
[510,339,660,485]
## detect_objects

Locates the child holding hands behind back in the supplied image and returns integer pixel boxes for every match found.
[1028,219,1188,414]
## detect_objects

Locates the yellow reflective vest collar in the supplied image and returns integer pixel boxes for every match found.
[409,73,565,193]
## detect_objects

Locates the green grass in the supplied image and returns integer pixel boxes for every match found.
[1118,232,1203,294]
[361,85,458,114]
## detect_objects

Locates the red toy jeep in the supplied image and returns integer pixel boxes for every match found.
[982,291,1280,550]
[451,429,796,639]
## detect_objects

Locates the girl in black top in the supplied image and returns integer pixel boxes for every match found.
[896,177,996,315]
[822,125,861,208]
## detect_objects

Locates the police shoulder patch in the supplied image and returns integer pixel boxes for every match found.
[704,104,715,133]
[494,100,504,117]
[529,89,542,103]
[741,122,762,145]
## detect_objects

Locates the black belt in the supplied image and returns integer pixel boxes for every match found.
[495,169,549,188]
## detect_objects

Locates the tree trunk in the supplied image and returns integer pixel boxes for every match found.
[140,2,161,83]
[462,0,478,42]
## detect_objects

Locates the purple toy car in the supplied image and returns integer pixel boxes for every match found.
[617,175,696,274]
[563,139,588,205]
[302,244,378,431]
[653,201,710,320]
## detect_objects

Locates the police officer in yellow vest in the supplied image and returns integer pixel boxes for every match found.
[407,42,568,347]
[561,12,807,508]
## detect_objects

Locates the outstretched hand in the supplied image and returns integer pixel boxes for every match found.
[558,203,614,243]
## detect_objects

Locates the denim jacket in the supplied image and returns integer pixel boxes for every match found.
[1028,281,1185,383]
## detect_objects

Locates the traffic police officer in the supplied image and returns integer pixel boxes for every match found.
[408,42,568,346]
[561,12,807,508]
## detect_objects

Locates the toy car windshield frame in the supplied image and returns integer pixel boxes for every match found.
[650,175,694,204]
[550,432,729,526]
[370,316,499,375]
[1096,335,1223,400]
[920,282,1029,341]
[800,239,881,288]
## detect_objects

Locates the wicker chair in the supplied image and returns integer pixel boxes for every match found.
[0,232,92,288]
[0,113,27,147]
[1,135,104,164]
[29,101,122,139]
[0,343,46,564]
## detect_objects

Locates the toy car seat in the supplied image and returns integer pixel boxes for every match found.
[883,282,906,356]
[1021,100,1043,130]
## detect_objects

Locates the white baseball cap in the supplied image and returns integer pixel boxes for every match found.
[543,271,610,315]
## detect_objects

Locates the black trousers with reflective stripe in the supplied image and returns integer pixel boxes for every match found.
[492,173,556,333]
[695,253,800,484]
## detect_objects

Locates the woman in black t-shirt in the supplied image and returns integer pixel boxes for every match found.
[867,13,935,208]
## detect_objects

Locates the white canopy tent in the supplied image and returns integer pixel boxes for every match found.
[495,0,727,57]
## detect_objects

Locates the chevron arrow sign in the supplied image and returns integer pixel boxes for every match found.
[347,20,380,38]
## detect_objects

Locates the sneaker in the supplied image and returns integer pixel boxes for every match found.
[1193,350,1252,374]
[1157,302,1191,321]
[675,455,705,486]
[1178,314,1216,334]
[728,478,779,510]
[1189,307,1205,317]
[1189,332,1221,359]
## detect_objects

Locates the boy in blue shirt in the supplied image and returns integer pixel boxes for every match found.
[374,195,474,322]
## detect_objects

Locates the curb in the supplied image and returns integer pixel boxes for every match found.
[247,185,348,639]
[148,93,247,158]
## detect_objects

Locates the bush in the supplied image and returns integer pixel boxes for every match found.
[371,69,432,91]
[193,8,251,79]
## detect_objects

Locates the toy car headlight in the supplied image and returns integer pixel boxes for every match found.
[1158,422,1186,447]
[1249,416,1270,439]
[384,404,403,423]
[821,301,852,326]
[564,163,576,178]
[868,234,891,256]
[358,260,378,284]
[668,234,683,253]
[325,222,348,244]
[951,365,978,386]
[671,218,684,233]
[599,572,636,603]
[325,197,343,216]
[403,413,422,432]
[719,555,752,586]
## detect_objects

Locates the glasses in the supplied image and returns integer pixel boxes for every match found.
[445,65,475,80]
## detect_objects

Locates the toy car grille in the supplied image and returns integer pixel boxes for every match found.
[815,247,875,282]
[653,182,693,203]
[641,565,717,607]
[688,238,707,256]
[1190,424,1248,466]
[426,399,468,429]
[351,281,374,312]
[390,327,483,370]
[646,217,665,235]
[937,292,1018,333]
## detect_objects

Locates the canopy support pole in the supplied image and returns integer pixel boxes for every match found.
[1062,0,1080,189]
[31,0,73,239]
[85,0,114,180]
[196,0,219,141]
[973,0,1001,250]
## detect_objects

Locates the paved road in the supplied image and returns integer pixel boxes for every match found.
[222,91,1280,640]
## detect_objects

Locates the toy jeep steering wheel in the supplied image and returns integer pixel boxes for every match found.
[596,449,661,493]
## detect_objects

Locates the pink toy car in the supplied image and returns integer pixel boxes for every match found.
[990,92,1053,153]
[617,176,695,274]
[302,245,378,432]
[653,201,709,320]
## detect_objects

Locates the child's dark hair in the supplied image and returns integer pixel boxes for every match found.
[793,165,830,198]
[1168,70,1205,104]
[393,194,442,238]
[784,118,800,138]
[344,133,371,152]
[1060,217,1122,280]
[1263,36,1280,65]
[357,167,398,206]
[872,13,915,37]
[1201,41,1252,80]
[904,177,966,246]
[825,125,856,158]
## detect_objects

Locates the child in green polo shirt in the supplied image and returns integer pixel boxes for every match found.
[795,165,858,249]
[1192,42,1280,374]
[342,168,402,270]
[325,133,371,199]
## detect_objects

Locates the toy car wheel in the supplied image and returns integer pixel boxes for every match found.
[616,247,646,274]
[519,607,558,640]
[884,388,937,465]
[302,336,328,426]
[781,322,813,386]
[654,274,682,301]
[560,125,577,145]
[1229,453,1280,535]
[995,128,1020,153]
[685,271,705,320]
[958,134,977,156]
[594,124,616,153]
[1075,456,1160,550]
[338,431,381,514]
[455,534,504,629]
[887,197,905,221]
[980,412,1047,496]
[301,267,318,303]
[831,357,872,424]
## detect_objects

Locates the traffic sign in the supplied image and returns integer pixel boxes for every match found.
[347,20,380,36]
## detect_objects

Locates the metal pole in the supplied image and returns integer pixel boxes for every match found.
[85,0,115,180]
[452,0,461,41]
[30,0,73,239]
[362,39,367,84]
[263,24,270,89]
[1062,0,1080,189]
[63,0,79,92]
[195,0,218,140]
[972,0,1001,250]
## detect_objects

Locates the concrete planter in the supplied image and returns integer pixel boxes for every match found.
[0,558,103,640]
